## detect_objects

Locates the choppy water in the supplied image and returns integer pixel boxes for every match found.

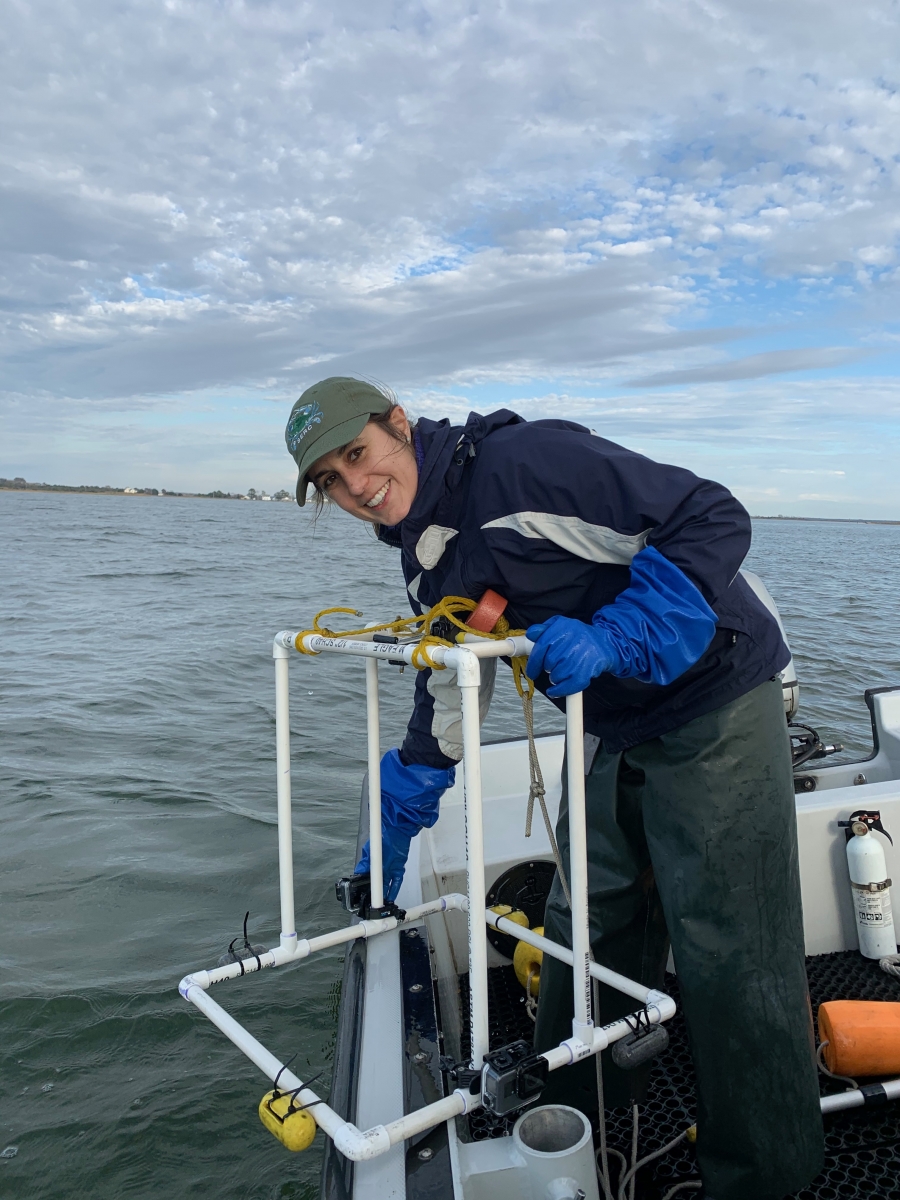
[2,492,899,1199]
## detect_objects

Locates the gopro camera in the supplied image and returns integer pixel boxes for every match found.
[335,872,371,915]
[335,873,406,921]
[480,1040,549,1116]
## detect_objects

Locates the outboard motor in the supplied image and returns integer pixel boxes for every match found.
[741,569,847,775]
[740,569,799,719]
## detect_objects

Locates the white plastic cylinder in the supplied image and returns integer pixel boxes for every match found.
[847,826,896,959]
[565,693,593,1043]
[273,650,297,951]
[456,649,490,1069]
[512,1105,600,1200]
[365,657,384,908]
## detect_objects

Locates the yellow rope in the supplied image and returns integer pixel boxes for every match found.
[294,596,535,692]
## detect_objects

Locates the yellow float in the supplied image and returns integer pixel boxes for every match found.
[258,1090,317,1151]
[489,904,530,932]
[513,926,544,997]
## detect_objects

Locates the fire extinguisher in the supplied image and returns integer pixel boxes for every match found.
[837,810,897,959]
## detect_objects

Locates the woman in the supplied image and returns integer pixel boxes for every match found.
[285,375,824,1200]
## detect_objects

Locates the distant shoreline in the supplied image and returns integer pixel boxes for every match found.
[0,478,292,502]
[2,480,897,523]
[750,514,900,526]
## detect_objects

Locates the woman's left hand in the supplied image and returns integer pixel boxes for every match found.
[525,615,616,697]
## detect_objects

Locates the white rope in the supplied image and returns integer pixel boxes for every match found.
[524,966,538,1022]
[616,1122,692,1200]
[628,1104,638,1200]
[816,1040,858,1091]
[522,688,572,909]
[660,1183,702,1200]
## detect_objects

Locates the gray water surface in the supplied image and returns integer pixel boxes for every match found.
[2,493,899,1198]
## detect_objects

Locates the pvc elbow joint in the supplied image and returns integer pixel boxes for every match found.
[646,989,677,1022]
[272,632,294,659]
[179,972,209,998]
[332,1122,391,1160]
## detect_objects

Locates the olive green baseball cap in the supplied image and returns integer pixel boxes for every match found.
[285,377,392,505]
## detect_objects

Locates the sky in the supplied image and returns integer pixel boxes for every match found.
[2,0,900,516]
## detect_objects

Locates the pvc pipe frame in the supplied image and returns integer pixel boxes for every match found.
[178,631,678,1162]
[178,890,676,1162]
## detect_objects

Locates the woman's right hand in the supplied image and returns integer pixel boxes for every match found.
[354,830,413,904]
[351,749,455,903]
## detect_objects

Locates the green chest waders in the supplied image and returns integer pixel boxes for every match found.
[533,679,824,1200]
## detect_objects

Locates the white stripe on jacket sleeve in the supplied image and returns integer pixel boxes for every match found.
[481,511,651,566]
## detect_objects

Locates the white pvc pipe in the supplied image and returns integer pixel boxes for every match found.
[381,1088,476,1143]
[276,631,535,665]
[566,692,592,1044]
[188,978,483,1160]
[179,894,470,993]
[185,984,362,1134]
[542,992,676,1070]
[184,968,674,1162]
[456,648,490,1070]
[819,1077,900,1113]
[273,642,297,952]
[179,871,677,1165]
[365,658,384,908]
[181,890,658,1002]
[458,634,534,658]
[487,911,654,1004]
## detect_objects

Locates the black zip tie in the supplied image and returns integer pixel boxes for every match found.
[224,911,267,975]
[283,1070,325,1116]
[241,911,264,972]
[623,1007,652,1037]
[272,1052,300,1097]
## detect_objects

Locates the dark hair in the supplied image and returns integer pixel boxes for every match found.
[310,400,415,513]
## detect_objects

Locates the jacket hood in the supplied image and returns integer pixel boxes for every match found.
[377,409,524,549]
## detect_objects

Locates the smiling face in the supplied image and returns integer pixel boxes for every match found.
[308,406,418,525]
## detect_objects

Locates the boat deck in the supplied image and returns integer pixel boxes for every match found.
[455,952,900,1199]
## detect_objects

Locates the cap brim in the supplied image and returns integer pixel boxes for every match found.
[294,412,371,506]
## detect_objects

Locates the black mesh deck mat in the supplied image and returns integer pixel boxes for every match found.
[457,952,900,1199]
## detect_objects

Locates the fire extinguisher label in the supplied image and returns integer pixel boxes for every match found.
[856,893,888,922]
[855,887,895,958]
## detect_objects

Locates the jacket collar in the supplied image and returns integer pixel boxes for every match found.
[377,409,524,555]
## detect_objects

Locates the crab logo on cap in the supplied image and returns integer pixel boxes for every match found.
[286,402,324,455]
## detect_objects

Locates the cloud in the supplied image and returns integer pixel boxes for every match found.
[1,0,900,510]
[624,346,875,387]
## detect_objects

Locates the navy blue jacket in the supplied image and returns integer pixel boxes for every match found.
[378,410,789,768]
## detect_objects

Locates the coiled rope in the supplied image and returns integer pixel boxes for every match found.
[294,597,513,672]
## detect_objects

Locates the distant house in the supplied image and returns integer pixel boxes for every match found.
[124,487,138,494]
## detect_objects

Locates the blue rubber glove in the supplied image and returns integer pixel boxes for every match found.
[354,748,455,903]
[526,545,717,698]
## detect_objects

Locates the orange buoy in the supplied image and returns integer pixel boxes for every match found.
[468,589,509,634]
[818,1000,900,1077]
